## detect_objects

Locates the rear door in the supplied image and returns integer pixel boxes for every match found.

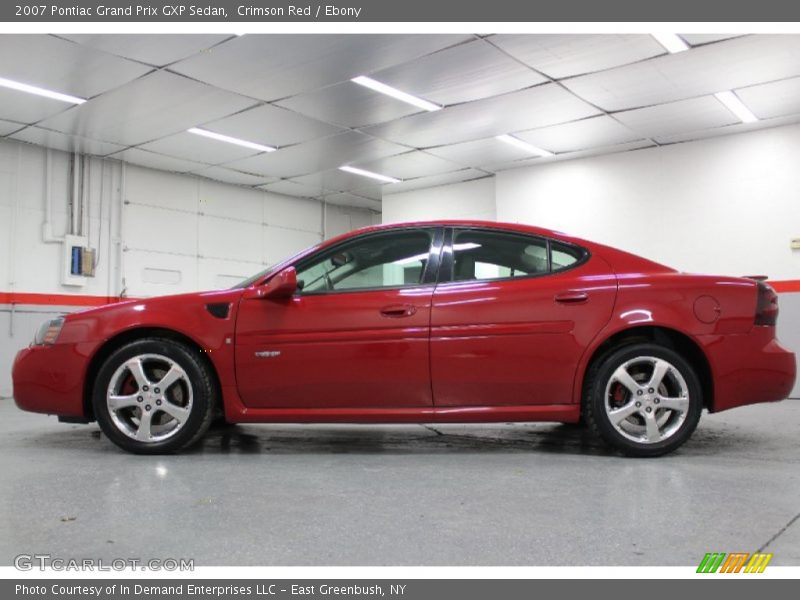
[430,227,617,407]
[235,227,443,409]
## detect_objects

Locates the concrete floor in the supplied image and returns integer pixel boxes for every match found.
[0,397,798,566]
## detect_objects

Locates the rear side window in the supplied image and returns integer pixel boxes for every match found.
[450,229,585,283]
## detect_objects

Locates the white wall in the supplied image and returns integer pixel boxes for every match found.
[383,124,800,281]
[0,138,378,396]
[497,123,800,281]
[382,177,496,224]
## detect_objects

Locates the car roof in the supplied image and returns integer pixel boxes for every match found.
[328,220,580,245]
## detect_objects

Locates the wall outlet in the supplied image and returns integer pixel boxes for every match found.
[792,239,800,250]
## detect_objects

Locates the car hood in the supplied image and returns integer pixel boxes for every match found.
[66,288,245,320]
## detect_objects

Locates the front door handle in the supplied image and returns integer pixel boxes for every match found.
[380,304,417,318]
[554,291,589,304]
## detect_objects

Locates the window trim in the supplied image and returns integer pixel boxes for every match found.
[438,226,590,286]
[290,226,444,297]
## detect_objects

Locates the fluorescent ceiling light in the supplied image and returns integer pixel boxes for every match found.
[714,91,758,123]
[351,76,442,112]
[496,134,554,157]
[187,127,276,153]
[339,165,401,184]
[651,33,689,54]
[0,76,86,105]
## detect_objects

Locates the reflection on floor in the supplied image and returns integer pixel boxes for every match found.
[0,398,798,566]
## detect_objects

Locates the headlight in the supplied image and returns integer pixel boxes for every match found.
[33,317,65,346]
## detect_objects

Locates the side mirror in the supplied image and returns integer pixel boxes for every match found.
[244,267,297,300]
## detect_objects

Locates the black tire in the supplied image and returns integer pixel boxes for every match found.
[93,338,216,454]
[585,342,703,457]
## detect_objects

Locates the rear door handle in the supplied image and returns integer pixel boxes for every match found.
[554,291,589,304]
[380,304,417,318]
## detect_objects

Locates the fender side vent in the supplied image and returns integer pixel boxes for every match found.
[206,302,232,319]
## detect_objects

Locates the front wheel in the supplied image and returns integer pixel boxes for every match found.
[93,338,216,454]
[585,343,703,457]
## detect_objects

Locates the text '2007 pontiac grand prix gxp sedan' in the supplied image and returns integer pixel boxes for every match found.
[12,221,796,456]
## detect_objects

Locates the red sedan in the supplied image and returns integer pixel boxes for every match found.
[12,221,796,456]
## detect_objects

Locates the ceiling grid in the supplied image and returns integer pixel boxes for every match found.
[0,33,798,211]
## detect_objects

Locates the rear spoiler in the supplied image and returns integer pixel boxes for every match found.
[743,275,769,282]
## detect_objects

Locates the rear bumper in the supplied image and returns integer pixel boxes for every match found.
[698,328,796,412]
[12,344,87,418]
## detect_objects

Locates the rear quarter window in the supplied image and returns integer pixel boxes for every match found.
[551,241,583,271]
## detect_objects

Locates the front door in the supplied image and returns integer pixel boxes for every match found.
[235,228,442,409]
[430,227,617,407]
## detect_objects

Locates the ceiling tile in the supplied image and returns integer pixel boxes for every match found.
[0,35,151,99]
[614,96,738,139]
[0,88,75,124]
[382,169,489,195]
[202,103,343,147]
[191,166,277,187]
[364,84,600,147]
[108,148,209,173]
[0,119,25,136]
[9,127,126,156]
[259,180,325,198]
[485,140,656,172]
[679,34,743,46]
[139,131,262,164]
[323,192,382,212]
[290,171,386,200]
[514,115,644,153]
[275,81,422,128]
[426,137,534,168]
[291,170,382,196]
[350,184,383,201]
[653,114,800,145]
[224,131,408,179]
[169,34,471,101]
[489,34,665,79]
[353,151,464,180]
[563,35,800,111]
[60,34,231,67]
[737,76,800,120]
[369,39,546,105]
[36,71,257,146]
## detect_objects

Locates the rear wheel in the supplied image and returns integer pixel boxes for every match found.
[585,343,702,457]
[93,338,215,454]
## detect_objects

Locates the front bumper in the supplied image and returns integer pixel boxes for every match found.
[12,343,88,418]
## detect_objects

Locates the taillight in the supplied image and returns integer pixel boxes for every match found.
[754,282,778,326]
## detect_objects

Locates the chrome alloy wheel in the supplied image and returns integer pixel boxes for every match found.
[106,353,193,443]
[603,356,690,444]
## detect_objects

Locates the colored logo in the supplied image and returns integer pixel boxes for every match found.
[697,552,773,573]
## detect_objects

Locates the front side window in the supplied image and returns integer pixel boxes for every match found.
[295,230,434,294]
[450,229,585,282]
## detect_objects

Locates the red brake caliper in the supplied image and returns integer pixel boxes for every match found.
[611,383,628,408]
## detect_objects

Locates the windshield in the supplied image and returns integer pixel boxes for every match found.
[231,243,322,289]
[233,268,271,289]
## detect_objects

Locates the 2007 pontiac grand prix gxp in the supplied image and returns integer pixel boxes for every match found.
[13,221,796,456]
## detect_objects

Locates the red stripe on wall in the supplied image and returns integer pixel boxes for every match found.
[2,280,800,307]
[0,292,125,306]
[770,280,800,293]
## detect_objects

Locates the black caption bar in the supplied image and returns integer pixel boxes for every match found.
[3,0,800,21]
[4,580,799,600]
